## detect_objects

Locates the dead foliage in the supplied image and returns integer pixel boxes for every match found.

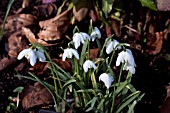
[21,82,53,109]
[38,10,70,41]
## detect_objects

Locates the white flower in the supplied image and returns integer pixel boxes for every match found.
[18,48,46,66]
[34,48,46,62]
[116,49,136,74]
[83,60,97,73]
[73,32,91,49]
[18,48,37,66]
[99,73,113,89]
[106,39,121,54]
[91,27,101,41]
[62,48,79,61]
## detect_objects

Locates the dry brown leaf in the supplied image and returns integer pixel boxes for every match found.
[33,3,57,18]
[160,85,170,113]
[38,10,70,41]
[30,62,48,75]
[21,82,53,109]
[52,59,72,72]
[146,31,163,55]
[14,62,26,72]
[111,19,121,37]
[3,14,37,37]
[105,24,112,37]
[0,57,17,71]
[89,48,99,60]
[22,27,61,46]
[31,59,72,75]
[157,0,170,11]
[42,0,56,4]
[73,7,89,22]
[8,31,28,58]
[89,9,98,22]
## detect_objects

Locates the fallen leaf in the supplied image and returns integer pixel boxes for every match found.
[146,31,163,55]
[0,57,17,71]
[89,48,99,60]
[111,19,121,37]
[157,0,170,11]
[22,27,63,46]
[52,59,72,72]
[31,59,72,75]
[8,31,29,58]
[38,10,70,41]
[73,0,92,21]
[3,14,37,37]
[33,3,57,18]
[42,0,56,4]
[14,62,26,72]
[30,62,48,75]
[160,84,170,113]
[21,82,53,109]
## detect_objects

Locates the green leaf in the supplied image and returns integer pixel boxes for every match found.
[115,91,141,113]
[165,54,170,61]
[102,0,113,18]
[115,80,129,95]
[63,78,76,87]
[80,39,89,66]
[85,97,98,112]
[13,86,24,93]
[0,0,15,39]
[138,0,157,11]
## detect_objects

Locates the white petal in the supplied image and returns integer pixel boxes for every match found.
[125,49,136,66]
[91,61,97,70]
[83,61,89,73]
[36,49,46,62]
[17,49,30,60]
[73,33,81,49]
[29,50,37,66]
[91,27,101,41]
[62,50,67,61]
[106,41,114,54]
[116,51,125,66]
[126,65,136,74]
[81,32,91,41]
[70,48,79,60]
[99,73,113,89]
[83,60,96,73]
[113,40,121,50]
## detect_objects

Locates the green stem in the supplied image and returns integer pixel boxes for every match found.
[108,48,116,66]
[110,81,116,113]
[87,40,90,60]
[118,63,124,86]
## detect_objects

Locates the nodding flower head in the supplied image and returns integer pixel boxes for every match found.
[106,39,121,54]
[91,27,101,41]
[62,48,79,61]
[116,49,136,74]
[99,73,113,89]
[73,32,91,49]
[17,48,46,66]
[83,60,97,73]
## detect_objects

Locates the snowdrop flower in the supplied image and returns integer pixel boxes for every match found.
[18,48,46,66]
[34,48,46,62]
[62,48,79,61]
[91,27,101,41]
[83,60,97,73]
[106,38,121,54]
[99,73,113,89]
[116,49,136,74]
[73,32,91,49]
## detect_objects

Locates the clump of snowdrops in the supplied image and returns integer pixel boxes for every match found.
[17,23,144,113]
